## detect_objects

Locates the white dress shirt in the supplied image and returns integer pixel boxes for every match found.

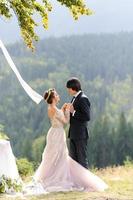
[72,90,82,116]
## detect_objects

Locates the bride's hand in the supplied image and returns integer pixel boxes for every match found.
[61,103,68,111]
[61,103,71,112]
[65,103,72,111]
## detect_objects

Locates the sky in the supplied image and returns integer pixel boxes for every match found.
[0,0,133,44]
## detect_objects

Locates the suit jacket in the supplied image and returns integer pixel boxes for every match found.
[68,91,91,140]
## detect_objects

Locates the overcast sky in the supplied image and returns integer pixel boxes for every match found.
[0,0,133,44]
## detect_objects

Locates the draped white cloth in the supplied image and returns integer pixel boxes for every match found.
[0,139,19,179]
[0,39,43,104]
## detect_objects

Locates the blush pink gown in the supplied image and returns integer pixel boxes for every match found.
[25,108,108,194]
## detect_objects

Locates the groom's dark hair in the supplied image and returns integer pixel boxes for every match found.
[66,77,81,92]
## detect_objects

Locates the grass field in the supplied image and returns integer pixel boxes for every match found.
[0,165,133,200]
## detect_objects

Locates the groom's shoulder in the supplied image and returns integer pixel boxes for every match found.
[81,92,88,99]
[80,92,90,104]
[80,92,89,101]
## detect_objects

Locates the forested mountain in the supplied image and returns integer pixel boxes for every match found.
[0,32,133,167]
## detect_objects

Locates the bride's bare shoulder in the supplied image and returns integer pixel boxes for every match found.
[48,106,56,118]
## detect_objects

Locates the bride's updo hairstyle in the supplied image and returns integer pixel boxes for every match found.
[44,88,55,104]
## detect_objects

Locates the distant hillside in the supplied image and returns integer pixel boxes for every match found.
[6,32,133,82]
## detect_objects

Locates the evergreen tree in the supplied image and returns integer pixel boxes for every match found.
[116,113,133,164]
[89,115,114,168]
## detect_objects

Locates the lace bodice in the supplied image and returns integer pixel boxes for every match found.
[50,108,70,128]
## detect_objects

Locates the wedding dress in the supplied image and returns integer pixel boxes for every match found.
[24,108,108,194]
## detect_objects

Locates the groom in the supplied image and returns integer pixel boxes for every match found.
[66,77,91,169]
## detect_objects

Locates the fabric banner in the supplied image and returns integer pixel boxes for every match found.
[0,39,43,104]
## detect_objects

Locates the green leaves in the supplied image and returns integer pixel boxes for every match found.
[10,0,40,50]
[16,158,34,177]
[0,133,9,140]
[0,175,22,193]
[0,124,9,140]
[0,0,92,50]
[57,0,93,20]
[0,1,12,18]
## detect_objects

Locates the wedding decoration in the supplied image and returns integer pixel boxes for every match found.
[0,39,43,104]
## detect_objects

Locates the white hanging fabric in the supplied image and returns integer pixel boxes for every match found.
[0,39,43,104]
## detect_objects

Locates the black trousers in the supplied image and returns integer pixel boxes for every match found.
[69,139,88,169]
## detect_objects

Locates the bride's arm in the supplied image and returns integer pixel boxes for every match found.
[63,109,70,124]
[56,106,70,124]
[61,103,68,112]
[48,106,69,124]
[55,109,70,124]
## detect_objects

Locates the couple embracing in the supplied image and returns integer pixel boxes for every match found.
[25,77,108,194]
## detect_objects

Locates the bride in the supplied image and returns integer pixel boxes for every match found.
[25,88,108,194]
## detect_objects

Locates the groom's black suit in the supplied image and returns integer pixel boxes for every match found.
[68,91,90,168]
